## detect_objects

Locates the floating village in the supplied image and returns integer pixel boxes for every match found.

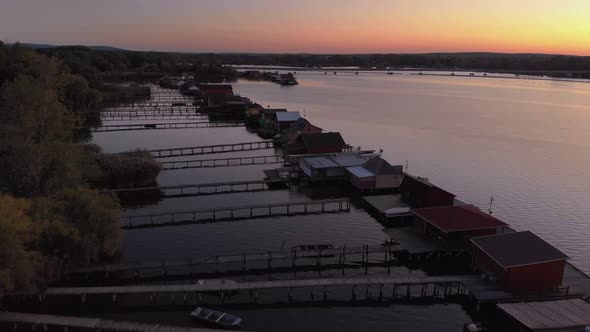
[2,72,590,332]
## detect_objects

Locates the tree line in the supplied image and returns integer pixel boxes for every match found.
[34,45,590,78]
[0,41,122,291]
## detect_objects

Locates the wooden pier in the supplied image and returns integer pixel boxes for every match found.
[102,105,199,112]
[86,121,244,132]
[102,179,287,198]
[40,275,479,305]
[120,198,351,229]
[66,244,399,282]
[0,312,242,332]
[97,113,209,121]
[146,141,274,158]
[160,155,284,170]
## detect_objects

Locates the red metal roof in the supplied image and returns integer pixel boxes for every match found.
[198,84,234,95]
[471,231,569,269]
[413,205,507,233]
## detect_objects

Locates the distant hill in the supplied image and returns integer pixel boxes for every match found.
[8,42,128,52]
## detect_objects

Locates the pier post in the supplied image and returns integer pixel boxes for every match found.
[351,285,357,301]
[288,288,294,304]
[267,251,272,277]
[242,252,246,276]
[393,285,397,299]
[379,285,383,302]
[323,286,328,301]
[406,285,411,300]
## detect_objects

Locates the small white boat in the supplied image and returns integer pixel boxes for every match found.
[191,307,242,329]
[195,279,239,287]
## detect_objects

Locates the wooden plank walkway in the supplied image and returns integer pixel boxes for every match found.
[160,155,284,170]
[120,198,351,229]
[97,114,209,121]
[0,312,245,332]
[102,179,287,197]
[86,121,244,132]
[100,110,199,116]
[67,244,395,279]
[43,275,479,297]
[146,141,274,158]
[102,105,199,112]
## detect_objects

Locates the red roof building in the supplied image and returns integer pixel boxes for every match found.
[197,84,234,96]
[413,205,507,242]
[470,231,569,291]
[400,174,455,208]
[284,132,347,155]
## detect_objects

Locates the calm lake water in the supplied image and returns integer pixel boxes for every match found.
[90,73,590,331]
[233,73,590,274]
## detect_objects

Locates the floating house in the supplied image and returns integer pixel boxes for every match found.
[258,108,288,129]
[497,298,590,331]
[284,132,347,155]
[470,231,569,291]
[281,118,323,144]
[347,157,404,191]
[279,73,298,85]
[399,174,456,208]
[198,84,234,108]
[273,111,301,132]
[299,152,374,179]
[413,205,507,243]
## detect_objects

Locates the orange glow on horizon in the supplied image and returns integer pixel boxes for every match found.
[1,0,589,55]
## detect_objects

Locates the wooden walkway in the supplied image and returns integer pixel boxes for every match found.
[0,312,244,332]
[67,244,397,281]
[100,110,199,116]
[102,105,198,112]
[102,179,287,198]
[97,114,208,121]
[160,155,284,170]
[43,275,479,300]
[120,198,351,229]
[147,141,274,158]
[87,121,244,132]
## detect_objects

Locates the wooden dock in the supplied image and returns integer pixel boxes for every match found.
[41,275,479,305]
[120,198,351,229]
[66,244,399,282]
[86,121,244,132]
[102,179,288,198]
[102,105,199,112]
[147,141,274,158]
[160,155,284,170]
[100,110,199,116]
[97,114,208,121]
[0,312,244,332]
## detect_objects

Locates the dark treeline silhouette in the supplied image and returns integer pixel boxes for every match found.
[34,45,590,79]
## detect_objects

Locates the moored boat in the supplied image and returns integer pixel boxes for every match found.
[190,307,242,329]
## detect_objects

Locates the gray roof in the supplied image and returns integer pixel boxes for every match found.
[304,153,368,169]
[346,166,375,178]
[275,111,301,122]
[470,231,569,269]
[303,156,339,169]
[331,154,369,167]
[362,157,403,175]
[497,298,590,330]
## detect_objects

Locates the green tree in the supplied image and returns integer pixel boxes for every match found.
[0,196,42,290]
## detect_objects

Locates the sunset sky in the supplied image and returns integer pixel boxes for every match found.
[1,0,589,55]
